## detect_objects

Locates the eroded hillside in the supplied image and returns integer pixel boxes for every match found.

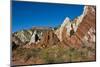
[12,6,96,66]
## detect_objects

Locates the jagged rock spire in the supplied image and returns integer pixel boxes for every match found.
[61,17,70,27]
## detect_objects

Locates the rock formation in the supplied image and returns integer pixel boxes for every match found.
[55,6,96,48]
[12,5,96,66]
[55,17,71,42]
[12,6,96,49]
[12,27,55,49]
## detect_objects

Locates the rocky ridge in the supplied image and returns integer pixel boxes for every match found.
[12,6,96,49]
[55,6,96,48]
[12,5,96,66]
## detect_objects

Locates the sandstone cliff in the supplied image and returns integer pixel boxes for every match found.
[55,6,96,48]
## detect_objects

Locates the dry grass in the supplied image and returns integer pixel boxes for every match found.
[12,43,96,65]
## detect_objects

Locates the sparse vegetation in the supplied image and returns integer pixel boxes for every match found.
[12,43,95,65]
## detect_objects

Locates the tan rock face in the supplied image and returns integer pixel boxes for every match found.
[55,17,71,42]
[38,30,60,48]
[55,6,96,48]
[76,6,96,39]
[23,30,60,49]
[83,27,96,47]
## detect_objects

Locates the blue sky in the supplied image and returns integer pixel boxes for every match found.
[12,1,84,32]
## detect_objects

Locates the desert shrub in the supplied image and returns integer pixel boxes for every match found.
[13,43,96,64]
[13,48,41,62]
[39,45,87,63]
[39,45,67,63]
[64,47,94,62]
[64,47,81,62]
